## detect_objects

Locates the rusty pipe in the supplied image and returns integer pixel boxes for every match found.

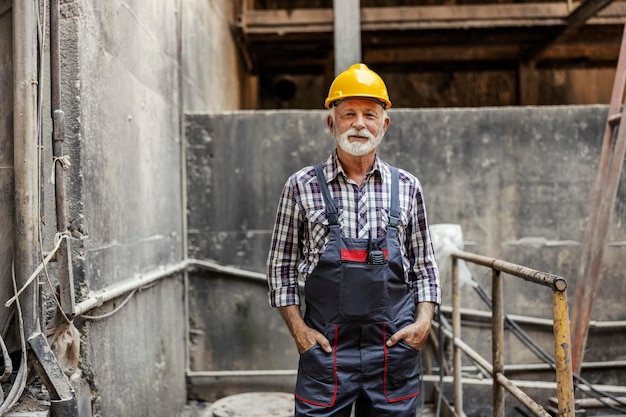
[50,0,75,317]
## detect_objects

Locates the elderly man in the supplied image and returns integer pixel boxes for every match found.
[266,63,441,417]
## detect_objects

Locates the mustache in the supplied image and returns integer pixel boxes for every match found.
[342,128,376,141]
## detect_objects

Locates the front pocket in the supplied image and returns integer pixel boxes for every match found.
[294,325,338,407]
[383,323,421,402]
[339,263,388,321]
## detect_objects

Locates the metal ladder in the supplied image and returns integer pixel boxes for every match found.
[571,22,626,376]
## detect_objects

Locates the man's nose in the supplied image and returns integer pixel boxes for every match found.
[352,114,366,129]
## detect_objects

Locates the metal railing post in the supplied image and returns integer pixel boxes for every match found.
[452,256,463,416]
[492,269,505,417]
[450,250,575,417]
[552,283,575,417]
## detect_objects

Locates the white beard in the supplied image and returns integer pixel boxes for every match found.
[334,126,384,156]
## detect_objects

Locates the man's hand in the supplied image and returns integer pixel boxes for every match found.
[278,305,331,354]
[386,301,436,350]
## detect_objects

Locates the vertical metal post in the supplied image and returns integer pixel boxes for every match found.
[552,285,575,417]
[452,257,463,416]
[333,0,361,76]
[492,269,505,417]
[50,0,75,316]
[13,0,40,338]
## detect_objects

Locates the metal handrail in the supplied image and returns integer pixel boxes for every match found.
[450,250,575,417]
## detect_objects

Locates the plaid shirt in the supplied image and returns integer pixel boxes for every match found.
[266,152,441,308]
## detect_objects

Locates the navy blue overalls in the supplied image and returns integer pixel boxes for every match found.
[294,164,421,417]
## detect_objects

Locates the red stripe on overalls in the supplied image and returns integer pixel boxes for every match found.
[340,249,389,263]
[382,322,421,403]
[294,324,340,407]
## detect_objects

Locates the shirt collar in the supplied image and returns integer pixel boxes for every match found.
[323,151,385,183]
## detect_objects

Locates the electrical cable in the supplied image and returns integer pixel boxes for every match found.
[0,262,30,416]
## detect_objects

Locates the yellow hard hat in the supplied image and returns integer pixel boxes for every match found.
[324,63,391,109]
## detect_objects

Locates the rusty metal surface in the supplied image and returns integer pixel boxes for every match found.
[50,0,75,316]
[452,250,567,291]
[571,23,626,374]
[451,257,463,417]
[492,270,505,417]
[552,290,576,417]
[450,251,575,417]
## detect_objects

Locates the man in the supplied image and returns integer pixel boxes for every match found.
[266,63,441,417]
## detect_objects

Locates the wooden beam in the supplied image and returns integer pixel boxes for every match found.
[525,0,618,59]
[566,0,616,33]
[363,43,619,64]
[0,0,11,17]
[239,3,626,35]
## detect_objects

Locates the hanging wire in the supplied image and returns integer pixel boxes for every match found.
[0,262,30,415]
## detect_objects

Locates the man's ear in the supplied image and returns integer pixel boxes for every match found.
[327,115,334,132]
[382,115,390,134]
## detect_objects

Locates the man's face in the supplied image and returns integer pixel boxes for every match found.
[328,99,389,157]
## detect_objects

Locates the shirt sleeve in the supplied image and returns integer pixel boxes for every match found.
[406,181,442,306]
[266,175,301,307]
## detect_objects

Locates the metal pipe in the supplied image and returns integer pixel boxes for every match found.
[187,259,266,282]
[492,269,505,417]
[176,0,191,383]
[573,397,626,409]
[459,360,626,373]
[434,321,551,417]
[451,251,575,417]
[73,258,264,318]
[451,257,463,417]
[73,261,187,316]
[552,288,575,417]
[452,250,566,291]
[186,369,626,394]
[188,370,297,377]
[438,305,626,330]
[494,372,551,417]
[333,0,361,76]
[50,0,75,316]
[13,0,40,339]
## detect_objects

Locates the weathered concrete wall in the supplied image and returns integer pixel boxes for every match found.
[39,0,243,415]
[186,106,626,400]
[182,1,243,112]
[0,3,14,347]
[58,1,186,415]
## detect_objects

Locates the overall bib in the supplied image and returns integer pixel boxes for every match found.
[294,164,421,417]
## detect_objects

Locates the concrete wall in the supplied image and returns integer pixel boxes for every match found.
[0,0,244,416]
[53,1,243,415]
[185,106,626,401]
[182,1,243,112]
[58,1,186,415]
[0,2,14,346]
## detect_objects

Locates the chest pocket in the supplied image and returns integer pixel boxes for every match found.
[302,208,332,258]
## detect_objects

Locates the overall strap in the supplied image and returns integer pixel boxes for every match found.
[314,164,339,225]
[388,167,400,228]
